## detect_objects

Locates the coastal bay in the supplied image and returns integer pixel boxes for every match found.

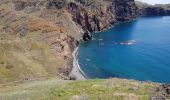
[78,16,170,83]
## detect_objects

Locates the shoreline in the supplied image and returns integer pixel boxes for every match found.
[70,19,137,81]
[71,47,87,80]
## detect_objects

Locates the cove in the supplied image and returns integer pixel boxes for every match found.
[78,16,170,83]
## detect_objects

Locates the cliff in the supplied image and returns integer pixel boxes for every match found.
[136,1,170,16]
[9,0,138,41]
[67,0,138,40]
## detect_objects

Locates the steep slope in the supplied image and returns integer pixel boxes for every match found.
[6,0,138,41]
[67,0,138,40]
[0,3,75,83]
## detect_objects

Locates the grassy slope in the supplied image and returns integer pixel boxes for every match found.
[0,35,62,81]
[0,14,64,84]
[0,78,159,100]
[155,4,170,10]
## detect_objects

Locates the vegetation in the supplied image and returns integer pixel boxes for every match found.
[0,32,65,84]
[0,78,160,100]
[0,2,66,84]
[155,4,170,10]
[0,11,65,83]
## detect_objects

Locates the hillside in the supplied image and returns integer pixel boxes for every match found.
[155,4,170,10]
[0,7,73,83]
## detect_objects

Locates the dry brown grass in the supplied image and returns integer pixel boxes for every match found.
[0,2,71,84]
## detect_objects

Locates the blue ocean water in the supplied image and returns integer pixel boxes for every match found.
[78,16,170,83]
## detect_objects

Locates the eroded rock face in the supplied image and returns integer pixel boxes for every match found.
[114,0,138,21]
[14,1,26,11]
[67,0,138,40]
[47,0,66,9]
[13,0,44,12]
[151,84,170,100]
[12,0,138,41]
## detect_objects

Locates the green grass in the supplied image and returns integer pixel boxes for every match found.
[0,79,159,100]
[0,16,3,24]
[0,2,14,10]
[48,79,157,100]
[0,16,4,29]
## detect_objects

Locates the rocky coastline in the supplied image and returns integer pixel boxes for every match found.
[70,47,87,80]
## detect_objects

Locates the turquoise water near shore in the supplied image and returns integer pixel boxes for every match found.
[78,16,170,83]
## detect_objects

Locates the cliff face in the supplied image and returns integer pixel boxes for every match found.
[114,0,138,21]
[136,1,170,16]
[6,0,138,41]
[142,7,170,16]
[67,0,138,40]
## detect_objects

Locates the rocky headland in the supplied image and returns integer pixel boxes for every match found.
[136,1,170,16]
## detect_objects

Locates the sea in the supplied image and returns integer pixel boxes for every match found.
[78,16,170,83]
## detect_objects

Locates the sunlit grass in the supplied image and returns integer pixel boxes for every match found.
[0,79,159,100]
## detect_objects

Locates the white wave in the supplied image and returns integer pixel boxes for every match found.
[114,40,136,45]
